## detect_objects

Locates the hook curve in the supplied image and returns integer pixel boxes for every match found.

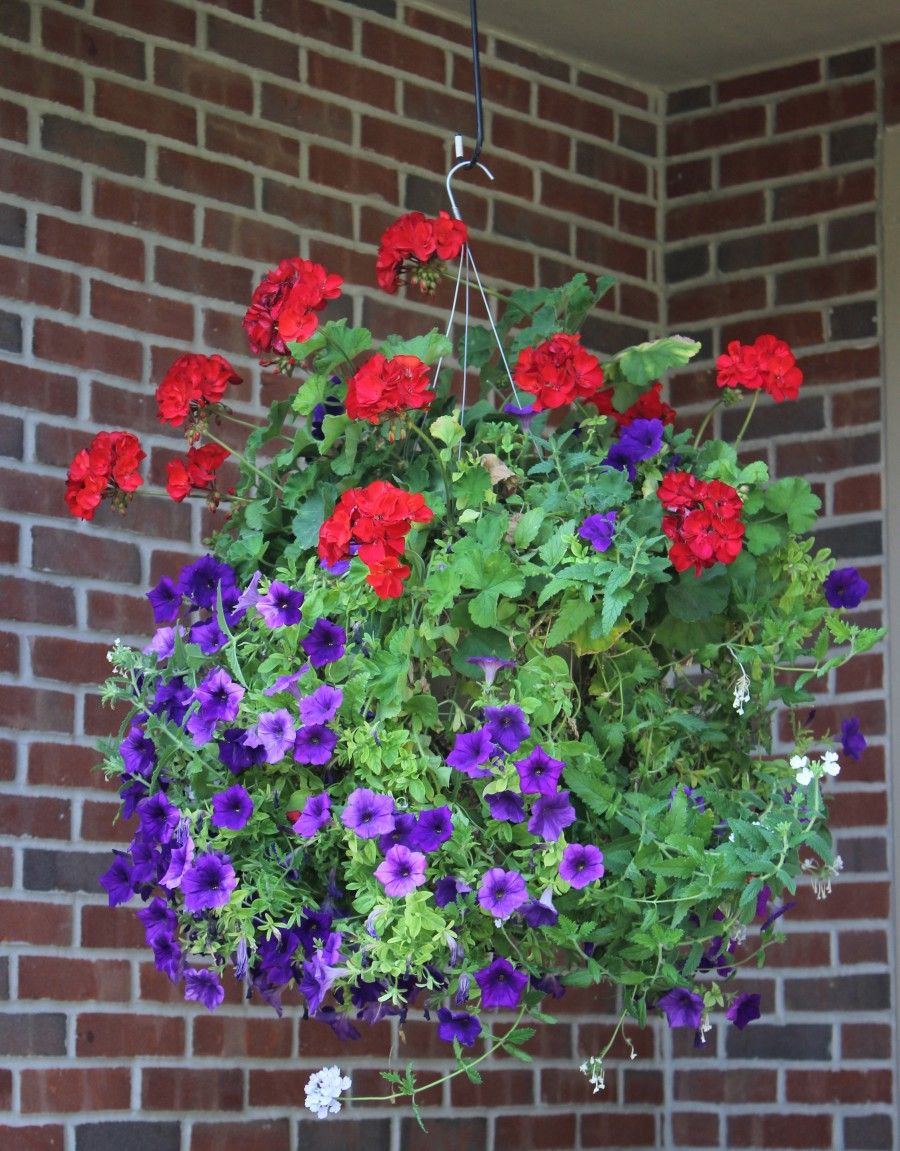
[445,158,494,222]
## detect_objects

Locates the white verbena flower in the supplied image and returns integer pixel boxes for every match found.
[801,854,844,900]
[304,1065,351,1119]
[790,754,814,787]
[821,750,841,777]
[579,1055,605,1093]
[732,671,751,715]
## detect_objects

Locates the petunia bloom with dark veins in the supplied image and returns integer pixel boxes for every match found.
[475,956,528,1009]
[302,618,346,667]
[437,1007,482,1047]
[484,704,530,754]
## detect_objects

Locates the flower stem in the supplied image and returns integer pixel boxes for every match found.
[733,390,761,449]
[203,428,285,495]
[691,398,724,450]
[407,418,453,510]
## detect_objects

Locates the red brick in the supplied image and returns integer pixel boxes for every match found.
[362,23,445,83]
[675,1067,778,1103]
[450,1067,533,1108]
[667,157,712,199]
[774,168,875,220]
[835,650,883,692]
[842,1021,892,1059]
[537,85,614,139]
[0,899,72,945]
[95,79,197,145]
[0,685,74,733]
[262,0,351,47]
[193,1014,293,1058]
[582,1112,657,1147]
[0,253,81,313]
[0,794,69,839]
[37,216,144,280]
[718,59,821,102]
[0,630,18,674]
[307,50,397,111]
[142,1067,244,1111]
[190,1120,291,1151]
[578,1021,655,1060]
[94,0,196,43]
[206,111,301,175]
[89,278,194,340]
[361,116,446,174]
[578,69,649,109]
[262,179,354,237]
[0,521,19,565]
[577,229,648,278]
[540,1065,617,1104]
[776,80,876,133]
[721,135,823,187]
[157,147,254,207]
[81,903,145,949]
[618,197,656,240]
[800,344,880,385]
[886,41,900,126]
[154,47,253,112]
[77,1013,186,1057]
[838,929,888,965]
[41,8,145,78]
[574,140,649,194]
[791,880,889,921]
[776,256,877,305]
[495,1113,576,1149]
[0,44,84,109]
[308,145,398,205]
[0,97,28,143]
[207,13,297,78]
[451,56,530,111]
[832,385,881,427]
[154,245,252,304]
[495,112,572,170]
[776,931,833,968]
[540,172,613,223]
[81,800,130,844]
[0,147,82,210]
[19,955,131,1001]
[0,1126,63,1151]
[728,1112,832,1148]
[93,178,194,242]
[829,790,888,828]
[21,1067,131,1113]
[669,278,766,324]
[28,742,101,790]
[32,524,142,583]
[667,190,766,241]
[41,114,145,177]
[668,105,767,155]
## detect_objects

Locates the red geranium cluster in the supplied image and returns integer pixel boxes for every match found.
[376,211,468,294]
[345,353,435,423]
[166,443,230,506]
[65,430,144,521]
[318,480,434,599]
[156,353,242,439]
[243,258,343,357]
[657,471,745,576]
[614,382,677,427]
[716,334,802,403]
[513,332,609,413]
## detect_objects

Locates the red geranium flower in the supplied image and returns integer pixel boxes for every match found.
[345,353,435,423]
[716,334,802,403]
[167,443,231,504]
[156,353,241,438]
[376,211,467,294]
[614,381,677,427]
[243,257,343,357]
[657,471,745,576]
[513,332,609,413]
[65,430,145,520]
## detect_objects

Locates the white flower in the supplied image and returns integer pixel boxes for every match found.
[732,672,751,715]
[790,754,813,786]
[580,1055,605,1093]
[801,855,844,900]
[821,750,841,777]
[304,1065,351,1118]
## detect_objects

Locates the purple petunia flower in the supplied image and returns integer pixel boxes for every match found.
[503,402,537,430]
[840,716,867,761]
[412,806,453,852]
[143,624,183,661]
[211,785,254,831]
[477,867,528,919]
[433,876,471,908]
[657,987,705,1029]
[177,554,237,611]
[217,728,266,774]
[300,685,343,726]
[257,580,304,628]
[726,992,761,1030]
[669,784,706,813]
[137,791,180,846]
[292,793,332,838]
[521,888,558,928]
[264,670,307,700]
[245,709,296,764]
[99,852,134,906]
[342,789,395,839]
[189,617,228,655]
[823,566,869,609]
[119,724,156,777]
[559,843,605,888]
[159,832,194,890]
[466,654,517,688]
[193,668,245,724]
[234,570,262,613]
[321,557,351,576]
[447,727,496,778]
[437,1007,482,1047]
[377,812,419,854]
[484,705,531,754]
[528,790,576,841]
[151,931,183,982]
[302,618,346,667]
[579,510,618,554]
[151,677,192,727]
[136,896,177,943]
[515,745,565,795]
[374,844,428,897]
[475,956,528,1009]
[184,967,225,1012]
[147,576,182,624]
[292,724,338,766]
[485,790,526,824]
[181,851,238,913]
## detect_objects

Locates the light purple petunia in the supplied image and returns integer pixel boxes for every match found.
[263,670,307,700]
[521,887,558,928]
[159,833,194,890]
[466,654,517,687]
[657,987,704,1029]
[184,967,225,1011]
[300,684,343,726]
[559,843,605,888]
[245,709,296,763]
[446,728,496,778]
[211,785,254,831]
[302,618,346,667]
[475,956,528,1009]
[579,510,617,553]
[477,867,528,919]
[136,896,177,943]
[485,790,526,824]
[180,851,238,913]
[484,705,530,754]
[528,790,576,841]
[515,745,565,795]
[292,793,332,838]
[143,624,183,661]
[412,806,453,852]
[292,724,338,766]
[257,580,304,628]
[193,667,245,724]
[342,789,395,839]
[374,844,428,897]
[151,931,183,981]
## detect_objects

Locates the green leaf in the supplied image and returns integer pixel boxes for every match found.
[765,476,821,533]
[513,507,546,550]
[665,569,731,622]
[313,319,372,375]
[331,420,362,477]
[744,520,785,557]
[599,587,630,636]
[617,336,701,389]
[291,492,326,551]
[547,596,594,647]
[429,415,464,448]
[381,328,453,365]
[404,693,439,730]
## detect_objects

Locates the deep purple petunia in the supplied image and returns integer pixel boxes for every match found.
[257,580,304,628]
[446,728,496,778]
[579,510,618,554]
[217,728,266,774]
[136,896,177,943]
[477,867,527,919]
[377,812,419,854]
[181,851,238,913]
[302,618,346,667]
[246,709,296,763]
[412,806,453,852]
[292,793,332,838]
[147,576,182,623]
[521,888,558,928]
[99,852,134,906]
[177,554,237,610]
[466,654,517,687]
[840,716,867,761]
[342,788,395,839]
[475,956,528,1009]
[292,724,338,766]
[823,566,869,609]
[151,676,192,727]
[300,684,343,726]
[137,791,180,846]
[189,617,228,655]
[184,967,225,1011]
[515,745,565,795]
[437,1007,482,1047]
[433,876,471,908]
[374,844,428,897]
[119,724,156,777]
[485,790,526,824]
[484,705,531,754]
[193,668,244,724]
[559,843,605,888]
[528,791,576,841]
[151,930,183,982]
[211,784,254,831]
[726,992,761,1030]
[503,402,538,429]
[657,987,704,1029]
[129,836,164,887]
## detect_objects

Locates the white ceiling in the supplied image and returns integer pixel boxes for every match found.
[435,0,900,87]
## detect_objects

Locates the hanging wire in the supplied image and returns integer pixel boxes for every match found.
[463,0,484,168]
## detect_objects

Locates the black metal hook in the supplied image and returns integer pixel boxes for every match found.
[463,0,484,168]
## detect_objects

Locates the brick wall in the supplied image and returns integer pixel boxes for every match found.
[0,0,894,1148]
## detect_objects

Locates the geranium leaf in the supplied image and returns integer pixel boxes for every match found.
[665,569,731,622]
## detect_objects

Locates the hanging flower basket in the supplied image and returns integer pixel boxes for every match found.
[73,202,880,1115]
